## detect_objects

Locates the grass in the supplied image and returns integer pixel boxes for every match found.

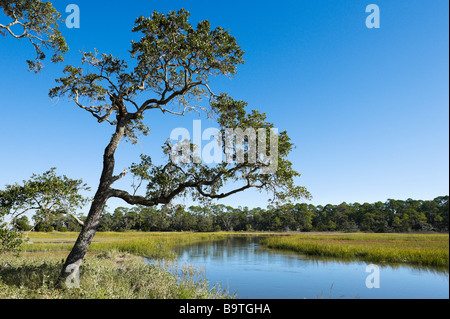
[1,232,233,299]
[261,232,449,268]
[0,250,231,299]
[22,231,229,259]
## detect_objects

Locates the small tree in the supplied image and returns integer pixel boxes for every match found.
[12,215,32,231]
[0,0,68,72]
[0,221,24,254]
[0,168,90,252]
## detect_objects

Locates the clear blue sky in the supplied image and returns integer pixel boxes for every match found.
[0,0,448,212]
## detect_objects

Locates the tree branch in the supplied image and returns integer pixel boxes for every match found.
[109,188,159,206]
[135,81,203,117]
[73,90,117,124]
[112,169,128,183]
[0,19,27,38]
[59,211,85,227]
[195,183,253,199]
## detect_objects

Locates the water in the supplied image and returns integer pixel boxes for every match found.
[147,236,449,299]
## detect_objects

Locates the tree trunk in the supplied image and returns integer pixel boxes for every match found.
[59,118,126,287]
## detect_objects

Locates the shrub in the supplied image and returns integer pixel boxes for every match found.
[45,226,54,233]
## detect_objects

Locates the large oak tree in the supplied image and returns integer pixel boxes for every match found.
[49,9,310,284]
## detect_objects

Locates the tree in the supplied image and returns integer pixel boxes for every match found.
[0,0,68,72]
[49,9,309,281]
[112,207,141,231]
[0,168,89,226]
[0,223,24,253]
[12,215,32,231]
[0,168,89,252]
[419,200,440,231]
[435,196,449,231]
[98,211,114,232]
[215,205,238,231]
[170,204,196,231]
[293,203,314,231]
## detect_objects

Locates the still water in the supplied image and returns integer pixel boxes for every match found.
[149,236,449,299]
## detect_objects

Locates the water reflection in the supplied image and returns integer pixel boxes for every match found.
[146,236,449,299]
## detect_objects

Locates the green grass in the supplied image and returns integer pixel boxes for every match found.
[261,233,449,268]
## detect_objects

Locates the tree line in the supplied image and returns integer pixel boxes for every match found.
[19,196,448,233]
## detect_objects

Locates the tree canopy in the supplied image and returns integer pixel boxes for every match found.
[0,0,68,72]
[49,9,310,208]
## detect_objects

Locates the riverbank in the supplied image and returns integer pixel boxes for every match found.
[21,232,230,259]
[0,250,231,299]
[261,233,449,268]
[1,232,234,299]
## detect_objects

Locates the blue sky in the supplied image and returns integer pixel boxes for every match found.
[0,0,448,212]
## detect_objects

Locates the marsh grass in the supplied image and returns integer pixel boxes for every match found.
[0,232,234,299]
[22,232,229,259]
[0,250,231,299]
[261,233,449,268]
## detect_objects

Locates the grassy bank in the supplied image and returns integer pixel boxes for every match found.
[261,233,449,268]
[22,232,229,259]
[0,250,231,299]
[1,232,233,299]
